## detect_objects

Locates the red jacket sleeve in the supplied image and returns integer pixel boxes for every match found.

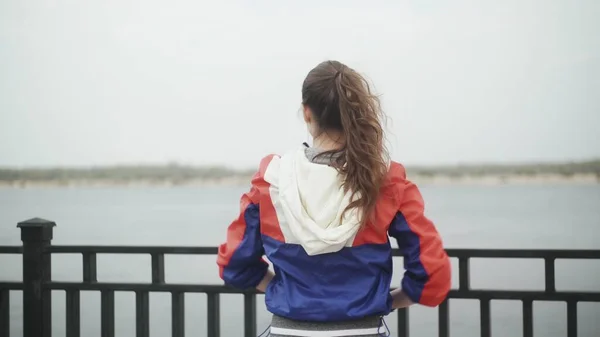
[216,184,268,289]
[388,168,451,306]
[216,160,271,289]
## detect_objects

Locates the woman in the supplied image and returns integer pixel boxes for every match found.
[217,60,451,337]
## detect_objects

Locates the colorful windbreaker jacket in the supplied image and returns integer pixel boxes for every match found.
[217,147,451,321]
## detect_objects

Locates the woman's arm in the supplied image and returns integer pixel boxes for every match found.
[388,180,452,307]
[216,194,269,289]
[390,288,414,309]
[217,155,277,290]
[256,270,275,293]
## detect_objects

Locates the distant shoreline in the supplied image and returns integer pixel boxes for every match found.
[1,160,599,188]
[0,173,597,189]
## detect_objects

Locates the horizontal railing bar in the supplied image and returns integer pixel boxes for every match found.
[5,278,600,303]
[442,249,600,259]
[0,283,23,290]
[43,246,600,259]
[50,246,218,255]
[44,282,600,301]
[0,246,21,254]
[48,282,248,293]
[447,290,600,302]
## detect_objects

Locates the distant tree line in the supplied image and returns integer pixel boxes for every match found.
[0,160,599,183]
[0,164,255,183]
[406,160,600,178]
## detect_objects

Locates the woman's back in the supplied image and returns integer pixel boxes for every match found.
[217,60,451,336]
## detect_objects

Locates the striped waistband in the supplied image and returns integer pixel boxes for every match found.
[269,315,384,337]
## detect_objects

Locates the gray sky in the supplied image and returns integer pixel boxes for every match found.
[1,0,599,168]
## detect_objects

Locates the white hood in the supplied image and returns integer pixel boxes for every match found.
[263,147,362,256]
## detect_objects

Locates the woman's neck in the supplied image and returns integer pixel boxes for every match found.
[312,131,345,151]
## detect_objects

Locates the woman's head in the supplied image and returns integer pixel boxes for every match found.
[301,60,389,226]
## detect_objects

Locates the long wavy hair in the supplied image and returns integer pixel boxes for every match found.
[301,60,389,226]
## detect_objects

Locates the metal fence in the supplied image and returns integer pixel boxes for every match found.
[1,218,599,337]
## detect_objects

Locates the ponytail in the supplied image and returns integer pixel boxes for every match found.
[302,61,389,226]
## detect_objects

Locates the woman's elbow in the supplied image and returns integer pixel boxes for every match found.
[420,257,452,307]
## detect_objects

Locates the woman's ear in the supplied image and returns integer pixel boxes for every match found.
[302,105,311,124]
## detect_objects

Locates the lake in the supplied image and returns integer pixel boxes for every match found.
[1,184,599,337]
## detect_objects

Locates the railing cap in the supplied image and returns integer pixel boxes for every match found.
[17,218,56,228]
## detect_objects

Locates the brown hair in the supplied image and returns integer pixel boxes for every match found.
[302,60,389,225]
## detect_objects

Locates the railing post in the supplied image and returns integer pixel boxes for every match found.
[18,218,56,337]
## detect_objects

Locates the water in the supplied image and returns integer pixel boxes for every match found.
[1,184,600,337]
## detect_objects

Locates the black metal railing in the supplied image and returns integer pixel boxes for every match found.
[1,218,599,337]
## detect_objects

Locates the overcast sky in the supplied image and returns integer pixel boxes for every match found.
[1,0,598,168]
